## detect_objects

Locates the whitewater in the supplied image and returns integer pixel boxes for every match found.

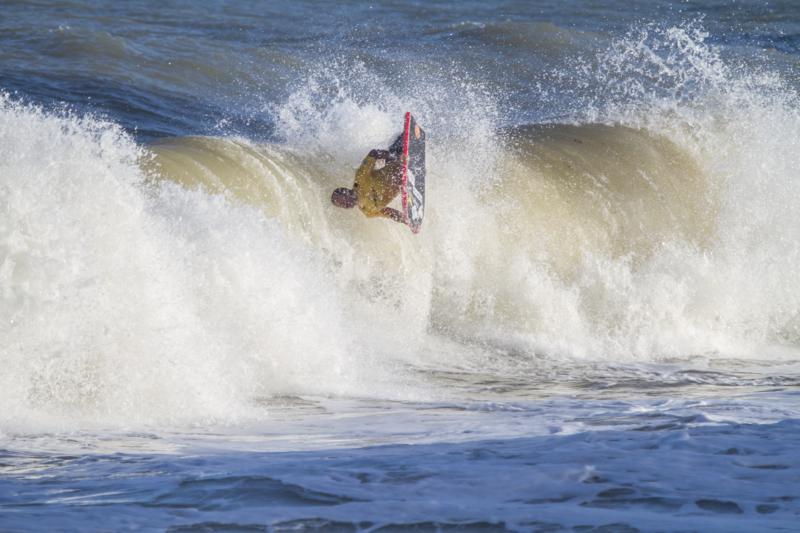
[1,1,799,531]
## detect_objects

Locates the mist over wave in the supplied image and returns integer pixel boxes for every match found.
[2,23,799,429]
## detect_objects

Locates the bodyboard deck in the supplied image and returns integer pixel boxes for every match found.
[401,112,426,233]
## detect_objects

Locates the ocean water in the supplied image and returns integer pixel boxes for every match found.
[2,1,800,531]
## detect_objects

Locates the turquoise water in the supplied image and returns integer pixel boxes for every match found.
[2,1,800,531]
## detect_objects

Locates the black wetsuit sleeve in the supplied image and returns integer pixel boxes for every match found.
[388,132,404,158]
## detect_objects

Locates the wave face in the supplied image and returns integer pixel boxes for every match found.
[2,22,800,428]
[147,26,800,362]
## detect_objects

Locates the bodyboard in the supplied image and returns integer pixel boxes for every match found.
[401,112,426,233]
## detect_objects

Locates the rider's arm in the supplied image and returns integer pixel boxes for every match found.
[367,149,393,161]
[388,132,404,157]
[379,207,405,223]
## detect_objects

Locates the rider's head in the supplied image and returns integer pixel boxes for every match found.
[331,187,357,209]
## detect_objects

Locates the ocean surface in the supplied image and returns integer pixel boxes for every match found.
[2,1,800,531]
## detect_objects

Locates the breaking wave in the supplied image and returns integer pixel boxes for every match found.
[1,24,799,428]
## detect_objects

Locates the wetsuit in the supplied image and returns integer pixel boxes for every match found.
[353,134,405,220]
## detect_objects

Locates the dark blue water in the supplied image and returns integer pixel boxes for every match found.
[3,1,799,139]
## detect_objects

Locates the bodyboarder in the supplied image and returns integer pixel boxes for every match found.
[330,133,405,224]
